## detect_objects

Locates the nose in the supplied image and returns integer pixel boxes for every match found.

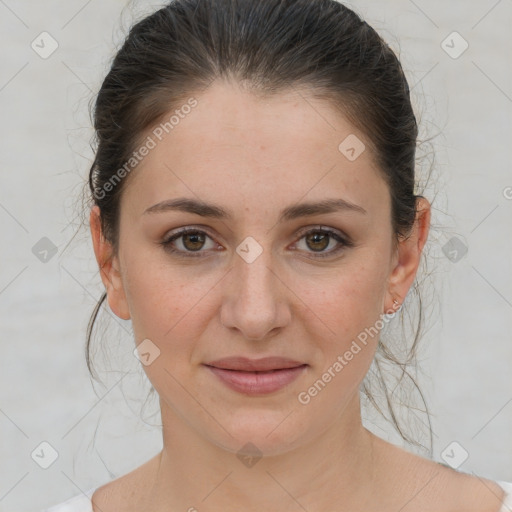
[220,246,291,341]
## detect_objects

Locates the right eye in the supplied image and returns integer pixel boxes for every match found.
[160,227,220,258]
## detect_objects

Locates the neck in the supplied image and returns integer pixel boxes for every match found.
[147,393,378,511]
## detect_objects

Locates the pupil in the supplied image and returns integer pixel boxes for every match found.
[184,233,204,251]
[307,232,328,251]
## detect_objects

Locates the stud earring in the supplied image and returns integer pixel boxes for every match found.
[384,297,401,316]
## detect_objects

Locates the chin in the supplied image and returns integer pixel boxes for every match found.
[205,411,311,457]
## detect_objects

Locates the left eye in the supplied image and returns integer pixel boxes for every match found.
[292,227,350,258]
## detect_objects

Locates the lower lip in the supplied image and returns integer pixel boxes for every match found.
[204,365,308,395]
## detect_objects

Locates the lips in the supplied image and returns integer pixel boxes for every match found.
[205,356,306,372]
[203,357,308,395]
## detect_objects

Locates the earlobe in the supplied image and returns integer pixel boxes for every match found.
[89,206,131,320]
[383,197,431,315]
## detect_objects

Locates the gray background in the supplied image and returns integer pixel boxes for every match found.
[0,1,511,510]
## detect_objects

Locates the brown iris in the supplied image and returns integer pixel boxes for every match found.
[305,232,330,252]
[182,232,206,251]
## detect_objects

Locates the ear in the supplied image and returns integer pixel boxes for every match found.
[89,206,131,320]
[384,196,431,314]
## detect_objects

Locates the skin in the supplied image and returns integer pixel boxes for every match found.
[90,80,505,511]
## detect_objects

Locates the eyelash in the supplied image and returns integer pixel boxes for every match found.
[160,226,353,259]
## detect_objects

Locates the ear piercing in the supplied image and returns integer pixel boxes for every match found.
[384,297,401,316]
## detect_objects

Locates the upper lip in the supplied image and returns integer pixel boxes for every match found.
[204,356,307,372]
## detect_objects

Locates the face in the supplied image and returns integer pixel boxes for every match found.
[91,80,429,456]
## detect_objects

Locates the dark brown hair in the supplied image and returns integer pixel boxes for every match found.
[85,0,434,453]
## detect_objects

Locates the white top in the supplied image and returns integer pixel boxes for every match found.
[42,480,512,511]
[42,487,94,512]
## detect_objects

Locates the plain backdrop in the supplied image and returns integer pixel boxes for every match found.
[0,0,511,510]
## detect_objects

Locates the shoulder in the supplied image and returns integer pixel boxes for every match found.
[42,454,160,512]
[403,461,508,512]
[91,453,161,511]
[433,471,509,512]
[371,435,509,512]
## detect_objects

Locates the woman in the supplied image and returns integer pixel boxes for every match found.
[46,0,512,510]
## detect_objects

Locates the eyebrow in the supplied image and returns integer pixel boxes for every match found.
[143,197,367,221]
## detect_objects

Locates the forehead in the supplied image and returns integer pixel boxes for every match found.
[122,80,390,221]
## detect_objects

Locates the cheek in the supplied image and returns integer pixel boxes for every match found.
[121,251,221,358]
[298,258,388,389]
[123,265,211,394]
[296,267,385,410]
[300,260,387,342]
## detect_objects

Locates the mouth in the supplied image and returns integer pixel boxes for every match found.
[203,357,308,395]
